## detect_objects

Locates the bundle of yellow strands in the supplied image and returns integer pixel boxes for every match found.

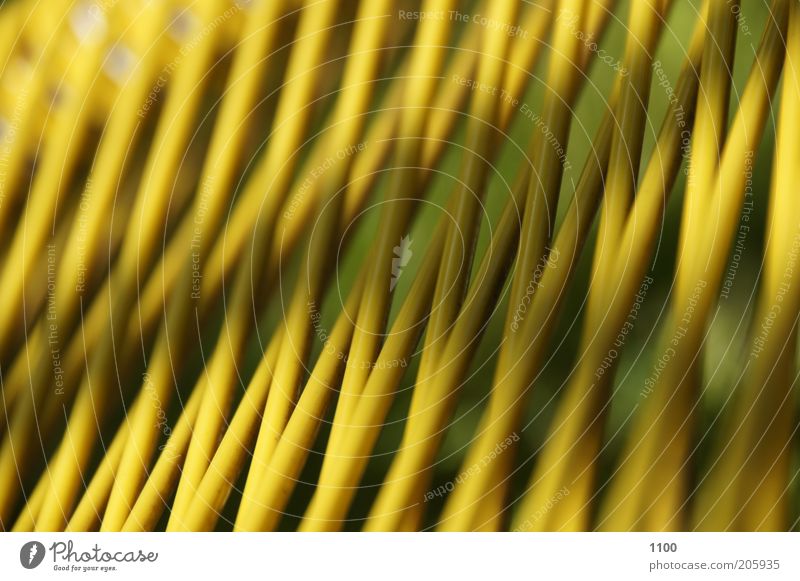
[0,0,797,532]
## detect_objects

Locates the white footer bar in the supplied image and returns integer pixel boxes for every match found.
[1,532,797,580]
